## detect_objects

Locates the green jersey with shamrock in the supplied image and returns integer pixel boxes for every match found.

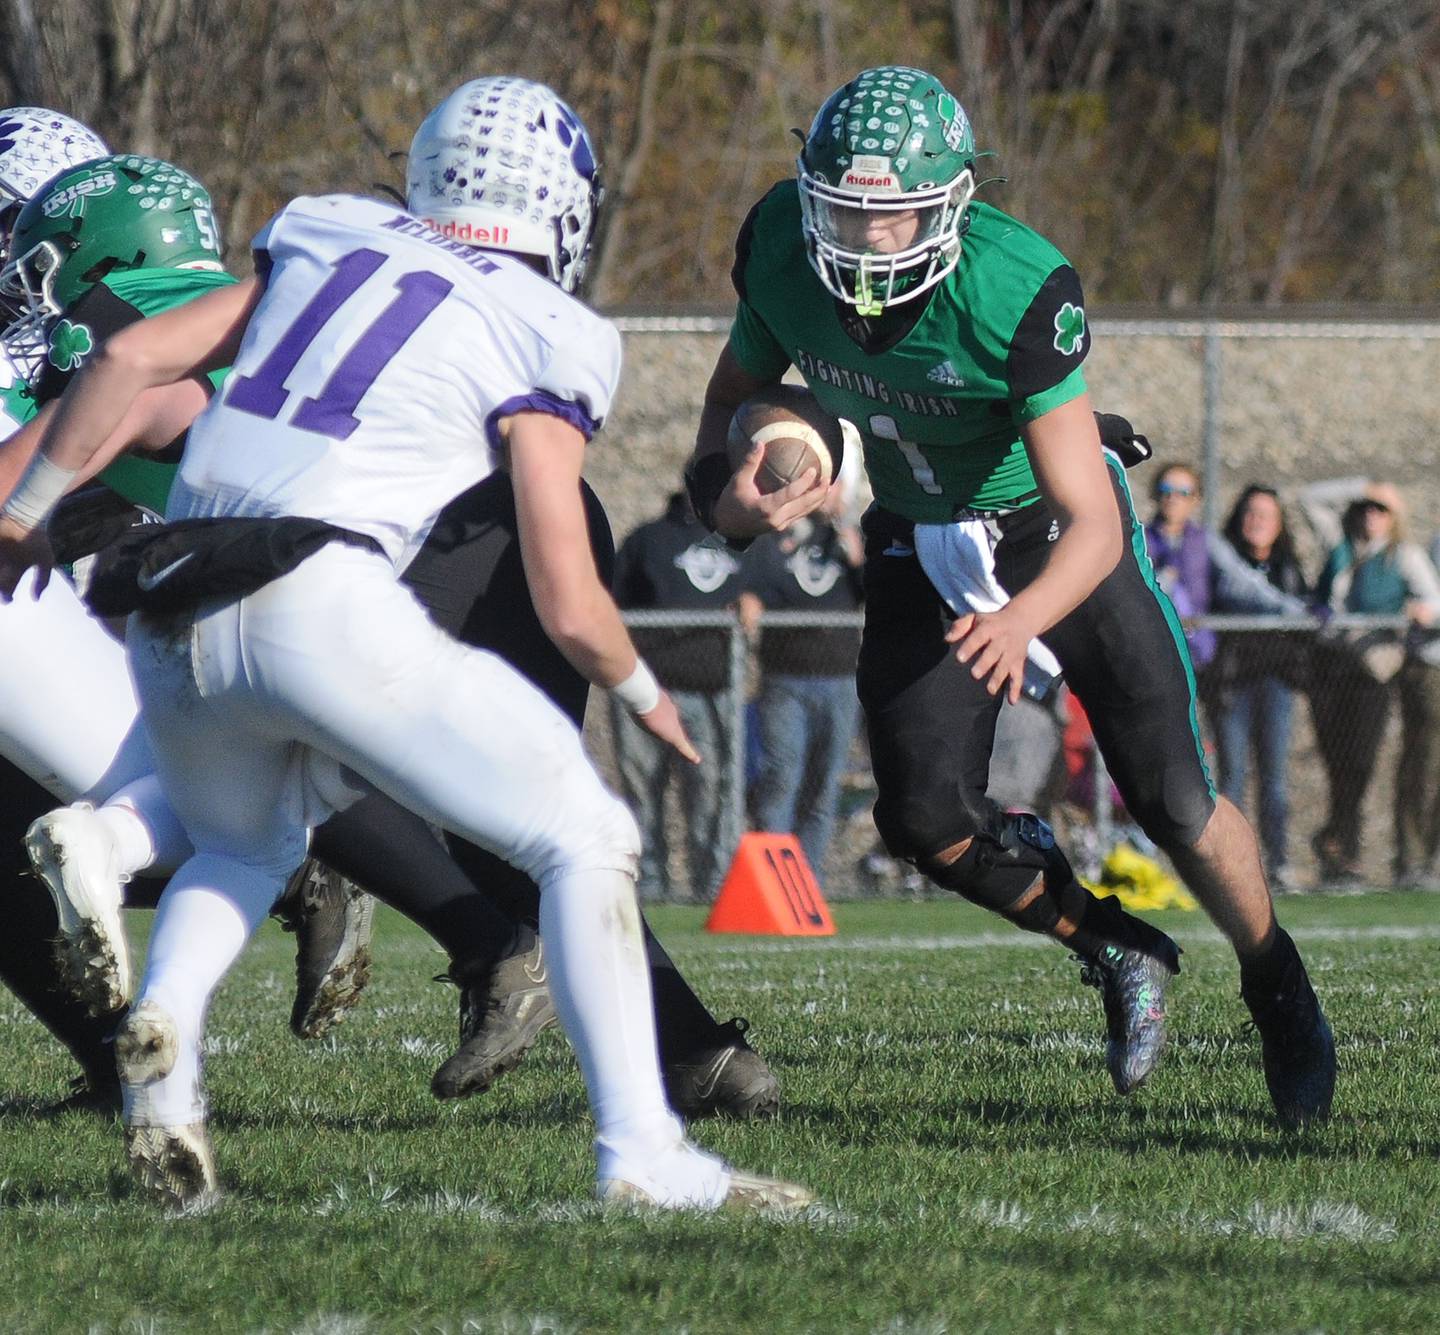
[35,266,237,517]
[729,183,1090,522]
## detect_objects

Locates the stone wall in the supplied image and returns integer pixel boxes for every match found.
[589,321,1440,545]
[581,320,1440,897]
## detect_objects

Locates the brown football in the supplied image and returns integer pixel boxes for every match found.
[726,385,844,496]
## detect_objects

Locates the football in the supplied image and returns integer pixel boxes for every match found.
[726,385,845,495]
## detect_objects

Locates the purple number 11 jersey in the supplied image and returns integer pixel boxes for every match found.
[169,194,621,566]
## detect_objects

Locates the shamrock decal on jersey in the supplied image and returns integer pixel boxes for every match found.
[48,318,94,372]
[1053,302,1086,357]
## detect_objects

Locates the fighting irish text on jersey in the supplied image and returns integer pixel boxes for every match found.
[170,194,621,566]
[730,183,1090,521]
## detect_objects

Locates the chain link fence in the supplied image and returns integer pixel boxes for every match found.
[584,610,1432,902]
[600,315,1440,551]
[584,316,1440,901]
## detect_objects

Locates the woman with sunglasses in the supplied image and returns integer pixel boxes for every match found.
[1145,464,1217,673]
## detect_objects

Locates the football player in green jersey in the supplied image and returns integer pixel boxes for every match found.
[687,66,1334,1127]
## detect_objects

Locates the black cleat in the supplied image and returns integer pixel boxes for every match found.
[1077,939,1180,1095]
[431,934,556,1101]
[1242,940,1336,1128]
[277,861,375,1040]
[664,1018,781,1120]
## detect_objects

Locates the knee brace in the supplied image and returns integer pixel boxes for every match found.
[917,811,1075,919]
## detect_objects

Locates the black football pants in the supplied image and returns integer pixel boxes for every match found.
[858,463,1215,870]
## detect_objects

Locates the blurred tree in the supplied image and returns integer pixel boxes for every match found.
[1,0,1437,306]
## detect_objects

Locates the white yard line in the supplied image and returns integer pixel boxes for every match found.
[698,924,1440,954]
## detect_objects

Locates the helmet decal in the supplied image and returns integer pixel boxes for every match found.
[0,154,221,351]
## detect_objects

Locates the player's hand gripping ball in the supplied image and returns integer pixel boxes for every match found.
[726,385,845,495]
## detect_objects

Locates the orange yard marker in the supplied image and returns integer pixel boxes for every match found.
[705,833,836,936]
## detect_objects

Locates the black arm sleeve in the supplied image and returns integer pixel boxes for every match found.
[730,182,786,303]
[1006,264,1090,402]
[32,282,147,407]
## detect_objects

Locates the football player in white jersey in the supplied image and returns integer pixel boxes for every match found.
[0,109,175,1104]
[1,152,779,1121]
[0,78,810,1212]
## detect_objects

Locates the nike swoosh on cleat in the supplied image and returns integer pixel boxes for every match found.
[136,551,196,592]
[694,1050,734,1102]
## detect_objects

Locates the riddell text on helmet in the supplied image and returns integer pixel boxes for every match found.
[428,218,512,245]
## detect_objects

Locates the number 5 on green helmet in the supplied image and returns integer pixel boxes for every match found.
[0,154,223,349]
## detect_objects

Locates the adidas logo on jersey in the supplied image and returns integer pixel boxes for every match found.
[926,360,965,388]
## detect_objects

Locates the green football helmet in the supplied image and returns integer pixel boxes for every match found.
[798,66,978,314]
[0,154,222,348]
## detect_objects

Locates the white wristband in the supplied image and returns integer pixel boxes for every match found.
[611,658,661,715]
[2,453,76,531]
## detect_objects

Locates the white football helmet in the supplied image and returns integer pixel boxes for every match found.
[0,108,109,247]
[0,109,108,366]
[406,77,602,295]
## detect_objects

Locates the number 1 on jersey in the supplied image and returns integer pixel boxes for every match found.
[868,414,944,495]
[227,247,453,441]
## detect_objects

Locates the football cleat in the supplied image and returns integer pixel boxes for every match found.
[25,803,131,1016]
[665,1018,781,1120]
[431,934,556,1101]
[600,1166,815,1214]
[114,1000,180,1086]
[277,861,375,1040]
[1077,940,1180,1096]
[123,1122,220,1211]
[1242,936,1336,1128]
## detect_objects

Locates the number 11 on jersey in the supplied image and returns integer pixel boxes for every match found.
[228,247,453,442]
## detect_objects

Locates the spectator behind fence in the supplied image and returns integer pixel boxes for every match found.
[1210,486,1313,893]
[1302,480,1440,886]
[738,485,864,880]
[1145,462,1216,673]
[611,491,745,902]
[1391,532,1440,889]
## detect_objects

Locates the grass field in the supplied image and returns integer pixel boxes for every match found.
[1,892,1438,1334]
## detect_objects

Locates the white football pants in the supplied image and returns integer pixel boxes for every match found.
[127,544,708,1194]
[0,567,150,801]
[0,567,190,872]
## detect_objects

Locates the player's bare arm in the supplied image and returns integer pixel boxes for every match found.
[690,345,829,539]
[0,381,209,506]
[27,277,259,479]
[505,409,699,763]
[945,393,1121,702]
[0,282,257,596]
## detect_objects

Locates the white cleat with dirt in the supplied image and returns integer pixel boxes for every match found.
[25,804,131,1015]
[599,1140,815,1214]
[118,1003,220,1210]
[123,1122,220,1212]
